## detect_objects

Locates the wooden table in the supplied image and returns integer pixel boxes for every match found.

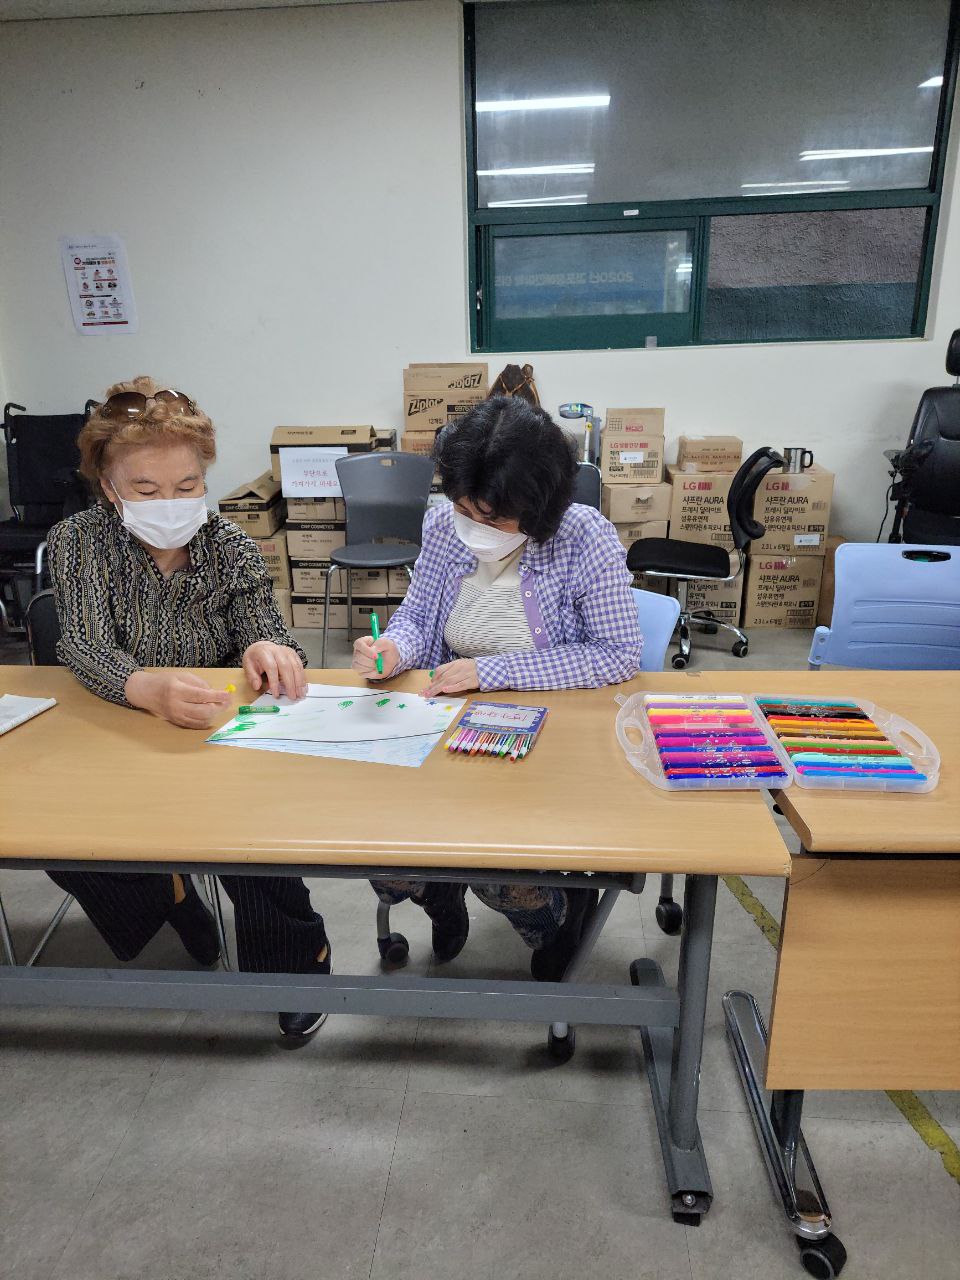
[702,669,960,1272]
[0,664,789,1226]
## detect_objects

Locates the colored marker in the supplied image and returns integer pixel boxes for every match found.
[370,612,383,674]
[237,705,280,715]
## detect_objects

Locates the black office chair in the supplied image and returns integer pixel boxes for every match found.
[626,447,785,668]
[0,401,91,633]
[887,328,960,544]
[321,451,435,664]
[573,461,602,509]
[0,589,233,969]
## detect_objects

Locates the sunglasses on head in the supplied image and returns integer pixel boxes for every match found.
[94,388,198,421]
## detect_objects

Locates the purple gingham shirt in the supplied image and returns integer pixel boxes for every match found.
[385,502,643,690]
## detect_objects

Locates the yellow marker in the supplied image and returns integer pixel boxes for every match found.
[225,683,237,694]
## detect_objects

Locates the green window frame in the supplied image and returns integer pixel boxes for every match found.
[465,2,960,354]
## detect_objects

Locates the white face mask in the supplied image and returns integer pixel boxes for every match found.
[109,483,208,551]
[453,509,527,562]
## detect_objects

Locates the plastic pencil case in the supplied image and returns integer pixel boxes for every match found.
[754,695,940,793]
[614,692,795,792]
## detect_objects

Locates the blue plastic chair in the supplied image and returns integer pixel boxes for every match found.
[633,587,681,671]
[809,543,960,670]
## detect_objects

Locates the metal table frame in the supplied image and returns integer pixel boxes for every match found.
[0,857,718,1224]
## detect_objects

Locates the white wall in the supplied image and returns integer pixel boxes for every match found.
[1,0,958,540]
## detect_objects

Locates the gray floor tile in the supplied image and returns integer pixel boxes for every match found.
[371,1090,694,1280]
[46,1074,404,1280]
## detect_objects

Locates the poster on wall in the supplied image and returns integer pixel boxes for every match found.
[59,234,138,335]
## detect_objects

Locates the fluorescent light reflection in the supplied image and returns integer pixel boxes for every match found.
[919,76,944,88]
[487,194,589,207]
[741,180,850,189]
[477,163,595,177]
[800,146,933,160]
[475,94,610,113]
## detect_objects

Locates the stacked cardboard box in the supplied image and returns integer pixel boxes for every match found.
[675,436,743,473]
[742,465,835,628]
[402,363,488,453]
[218,472,285,538]
[666,466,737,551]
[600,409,665,485]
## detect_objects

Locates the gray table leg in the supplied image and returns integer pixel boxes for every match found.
[0,887,17,966]
[633,872,716,1222]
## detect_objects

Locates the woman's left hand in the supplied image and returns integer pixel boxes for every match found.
[242,641,308,700]
[421,659,479,698]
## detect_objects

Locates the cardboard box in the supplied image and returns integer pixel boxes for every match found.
[602,482,671,524]
[751,465,835,557]
[686,554,744,624]
[400,431,439,456]
[375,428,398,452]
[270,425,376,483]
[285,522,346,561]
[403,363,488,432]
[667,466,736,551]
[389,568,410,595]
[614,520,668,551]
[816,536,847,628]
[289,563,407,597]
[290,595,400,630]
[273,587,293,631]
[600,409,665,485]
[286,497,345,523]
[631,572,670,596]
[218,472,285,538]
[676,435,743,473]
[743,554,824,629]
[253,530,291,591]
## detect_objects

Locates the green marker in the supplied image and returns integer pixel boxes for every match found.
[370,612,384,674]
[237,705,280,715]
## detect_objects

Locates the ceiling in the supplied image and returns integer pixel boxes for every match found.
[0,0,395,19]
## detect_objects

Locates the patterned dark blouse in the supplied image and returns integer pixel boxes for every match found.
[47,505,305,706]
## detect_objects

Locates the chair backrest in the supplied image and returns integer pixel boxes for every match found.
[726,447,785,551]
[25,590,61,666]
[4,403,86,520]
[808,543,960,670]
[895,329,960,527]
[336,451,435,548]
[633,588,681,671]
[573,462,602,511]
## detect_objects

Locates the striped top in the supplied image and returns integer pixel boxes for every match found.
[443,544,535,658]
[47,504,306,706]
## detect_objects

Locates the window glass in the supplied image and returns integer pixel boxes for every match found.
[474,0,951,207]
[493,229,692,319]
[702,207,927,341]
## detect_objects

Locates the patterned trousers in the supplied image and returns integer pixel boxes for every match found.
[45,870,327,972]
[372,879,567,949]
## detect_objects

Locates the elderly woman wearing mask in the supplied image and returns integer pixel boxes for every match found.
[45,376,328,1039]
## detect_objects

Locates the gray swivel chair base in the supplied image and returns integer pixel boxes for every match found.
[646,574,749,670]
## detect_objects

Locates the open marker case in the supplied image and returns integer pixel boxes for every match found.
[754,695,940,793]
[614,692,795,792]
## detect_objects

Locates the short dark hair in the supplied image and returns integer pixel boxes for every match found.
[435,396,578,543]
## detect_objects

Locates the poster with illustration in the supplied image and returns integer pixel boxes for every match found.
[60,234,138,335]
[208,684,465,768]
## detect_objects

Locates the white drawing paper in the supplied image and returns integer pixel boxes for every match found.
[207,684,464,768]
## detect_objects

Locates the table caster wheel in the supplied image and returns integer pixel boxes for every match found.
[798,1233,847,1278]
[672,652,689,669]
[655,899,683,935]
[732,640,749,658]
[377,932,409,968]
[547,1025,575,1062]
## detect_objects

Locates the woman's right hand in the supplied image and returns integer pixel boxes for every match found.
[352,635,400,681]
[125,670,231,729]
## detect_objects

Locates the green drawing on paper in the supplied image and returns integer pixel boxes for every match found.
[338,700,354,709]
[376,698,391,707]
[397,703,406,709]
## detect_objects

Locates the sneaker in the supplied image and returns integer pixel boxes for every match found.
[279,944,332,1039]
[168,878,221,967]
[422,883,469,963]
[530,888,599,982]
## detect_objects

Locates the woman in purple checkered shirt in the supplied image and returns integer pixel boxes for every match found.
[352,397,643,981]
